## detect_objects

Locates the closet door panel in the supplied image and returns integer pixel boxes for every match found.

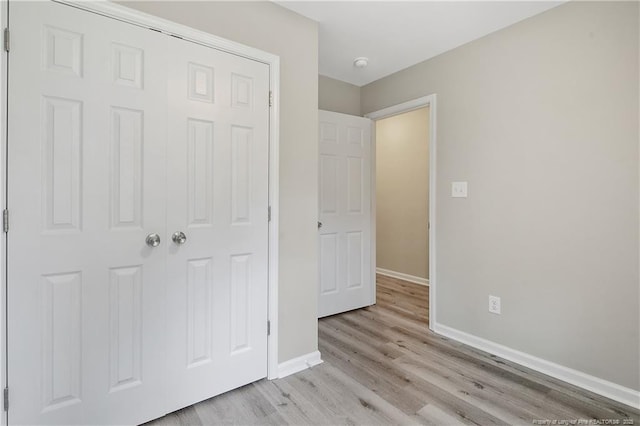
[165,36,270,413]
[7,2,168,425]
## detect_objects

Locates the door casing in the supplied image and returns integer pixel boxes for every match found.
[0,3,282,422]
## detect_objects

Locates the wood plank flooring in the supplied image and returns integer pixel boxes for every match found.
[146,275,639,425]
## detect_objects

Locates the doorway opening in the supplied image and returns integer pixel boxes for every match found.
[366,95,437,329]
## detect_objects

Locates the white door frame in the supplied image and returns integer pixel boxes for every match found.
[0,2,282,410]
[365,94,437,329]
[0,3,7,423]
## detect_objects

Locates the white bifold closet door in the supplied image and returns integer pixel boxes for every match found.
[7,2,269,425]
[318,110,373,318]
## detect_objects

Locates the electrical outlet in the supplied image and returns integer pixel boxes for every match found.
[489,295,501,314]
[451,181,468,198]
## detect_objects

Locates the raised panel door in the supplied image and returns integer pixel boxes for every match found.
[318,110,373,318]
[165,36,270,413]
[8,2,271,425]
[8,2,167,424]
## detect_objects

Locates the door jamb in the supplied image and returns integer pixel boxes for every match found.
[365,94,437,330]
[1,1,7,424]
[0,0,282,388]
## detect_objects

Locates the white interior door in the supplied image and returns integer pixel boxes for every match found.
[7,2,270,424]
[8,3,168,424]
[164,36,270,412]
[318,110,373,318]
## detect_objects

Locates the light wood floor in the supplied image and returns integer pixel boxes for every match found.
[147,275,639,425]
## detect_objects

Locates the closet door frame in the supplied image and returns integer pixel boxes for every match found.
[0,1,282,408]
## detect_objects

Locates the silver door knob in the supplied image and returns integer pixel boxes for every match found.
[146,233,161,247]
[172,231,187,245]
[318,221,323,229]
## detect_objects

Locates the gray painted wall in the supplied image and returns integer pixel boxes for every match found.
[319,75,361,116]
[362,1,639,391]
[121,1,319,364]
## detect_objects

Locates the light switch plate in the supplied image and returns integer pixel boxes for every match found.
[452,181,468,198]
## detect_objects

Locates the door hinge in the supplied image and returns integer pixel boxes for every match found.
[3,387,8,412]
[267,320,271,336]
[3,209,8,233]
[268,91,273,107]
[4,28,9,52]
[268,206,271,222]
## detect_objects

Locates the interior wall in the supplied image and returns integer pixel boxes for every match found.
[362,1,639,391]
[376,107,429,280]
[120,1,319,364]
[319,75,361,116]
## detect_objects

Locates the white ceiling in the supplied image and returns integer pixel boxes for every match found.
[277,1,564,87]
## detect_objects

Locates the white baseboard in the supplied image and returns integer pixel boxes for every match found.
[433,322,640,410]
[277,350,323,379]
[376,267,429,286]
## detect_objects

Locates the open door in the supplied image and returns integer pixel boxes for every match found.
[318,110,373,318]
